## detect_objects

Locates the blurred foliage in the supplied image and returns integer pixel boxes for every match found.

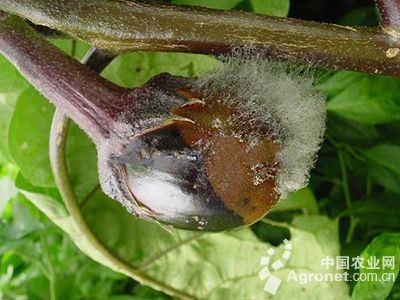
[0,194,172,300]
[0,0,400,299]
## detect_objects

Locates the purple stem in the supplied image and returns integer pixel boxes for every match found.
[376,0,400,36]
[0,13,128,142]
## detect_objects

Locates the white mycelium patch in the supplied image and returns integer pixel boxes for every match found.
[191,51,326,198]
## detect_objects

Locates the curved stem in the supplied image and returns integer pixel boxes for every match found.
[338,150,357,243]
[2,1,400,76]
[261,218,292,229]
[49,49,196,300]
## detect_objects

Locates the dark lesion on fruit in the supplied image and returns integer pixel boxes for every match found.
[116,125,244,231]
[111,77,281,231]
[172,87,281,225]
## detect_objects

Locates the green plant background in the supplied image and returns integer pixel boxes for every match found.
[1,0,400,299]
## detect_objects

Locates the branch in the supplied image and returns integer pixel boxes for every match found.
[376,0,400,38]
[0,13,127,141]
[1,0,400,76]
[49,111,196,300]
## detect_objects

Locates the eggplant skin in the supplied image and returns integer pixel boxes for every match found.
[110,81,280,231]
[121,128,245,231]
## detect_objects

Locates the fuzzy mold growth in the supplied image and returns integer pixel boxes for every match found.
[191,53,327,198]
[98,52,326,231]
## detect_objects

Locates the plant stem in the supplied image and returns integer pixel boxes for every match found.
[338,151,351,212]
[2,1,400,76]
[345,217,359,244]
[376,0,400,37]
[0,13,127,142]
[261,218,292,229]
[338,150,357,243]
[48,50,196,300]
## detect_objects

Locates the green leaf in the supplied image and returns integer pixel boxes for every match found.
[65,124,98,200]
[171,0,243,10]
[362,144,400,195]
[317,71,365,99]
[0,195,42,245]
[14,172,60,202]
[0,177,17,214]
[5,41,97,192]
[345,193,400,230]
[272,187,319,215]
[325,73,400,124]
[249,0,290,17]
[8,88,56,187]
[0,54,30,161]
[291,216,341,256]
[327,114,380,147]
[50,39,89,59]
[0,151,5,164]
[102,52,219,88]
[0,40,88,164]
[2,40,90,188]
[339,6,378,27]
[352,233,400,300]
[0,163,18,214]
